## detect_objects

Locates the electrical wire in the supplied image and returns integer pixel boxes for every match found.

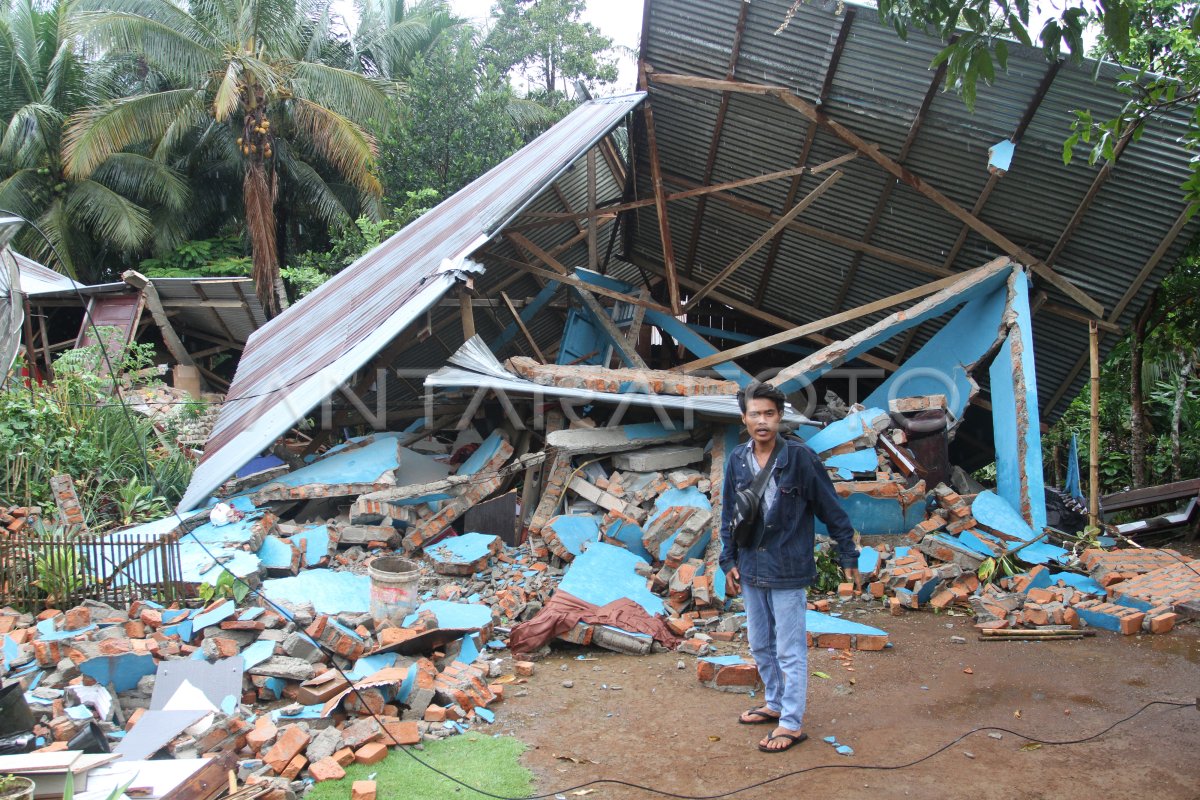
[6,211,1197,800]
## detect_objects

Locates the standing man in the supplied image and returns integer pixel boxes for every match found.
[719,381,860,753]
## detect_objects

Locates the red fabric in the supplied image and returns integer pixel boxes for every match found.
[508,591,681,655]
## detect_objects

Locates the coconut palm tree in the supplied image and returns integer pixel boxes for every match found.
[63,0,396,314]
[0,0,187,281]
[352,0,461,81]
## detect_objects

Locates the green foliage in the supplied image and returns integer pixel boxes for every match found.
[282,190,440,297]
[139,236,252,279]
[198,569,250,604]
[812,544,845,593]
[977,553,1018,584]
[0,348,192,524]
[483,0,618,103]
[378,30,536,202]
[34,539,86,603]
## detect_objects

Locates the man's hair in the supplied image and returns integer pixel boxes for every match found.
[737,381,785,413]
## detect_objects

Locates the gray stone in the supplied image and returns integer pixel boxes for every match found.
[305,726,343,763]
[281,632,324,663]
[613,445,705,472]
[400,687,434,721]
[248,656,315,681]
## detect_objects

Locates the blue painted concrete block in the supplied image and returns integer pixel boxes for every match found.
[559,541,664,615]
[261,569,371,615]
[80,653,156,693]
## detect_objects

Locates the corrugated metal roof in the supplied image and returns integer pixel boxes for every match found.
[634,0,1200,422]
[179,93,646,511]
[10,248,86,295]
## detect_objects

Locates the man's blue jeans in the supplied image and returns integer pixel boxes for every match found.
[742,584,809,730]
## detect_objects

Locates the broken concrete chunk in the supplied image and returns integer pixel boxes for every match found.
[612,445,704,472]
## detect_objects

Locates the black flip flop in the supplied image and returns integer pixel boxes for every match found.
[738,708,781,725]
[758,732,808,753]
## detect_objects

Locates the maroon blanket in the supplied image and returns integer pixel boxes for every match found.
[508,591,681,655]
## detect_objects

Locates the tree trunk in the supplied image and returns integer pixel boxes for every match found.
[244,160,281,316]
[1130,301,1153,488]
[1171,357,1194,482]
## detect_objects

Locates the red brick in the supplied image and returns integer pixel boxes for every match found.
[815,633,852,650]
[263,725,311,774]
[1148,612,1177,634]
[855,634,888,651]
[63,607,91,630]
[351,781,377,800]
[1026,588,1055,604]
[354,742,390,765]
[714,664,760,687]
[382,721,420,746]
[513,661,534,677]
[308,757,345,783]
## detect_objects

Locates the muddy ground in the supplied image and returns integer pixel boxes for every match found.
[495,596,1200,799]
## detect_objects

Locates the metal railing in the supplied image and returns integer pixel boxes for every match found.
[0,529,184,612]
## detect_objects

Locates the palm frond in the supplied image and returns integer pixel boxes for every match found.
[238,55,287,101]
[74,0,223,49]
[90,152,191,212]
[288,97,381,196]
[63,88,202,178]
[275,144,350,227]
[0,102,62,168]
[65,178,153,250]
[71,10,220,83]
[155,95,209,161]
[33,198,85,279]
[289,61,396,128]
[212,60,242,121]
[0,168,49,221]
[505,96,557,130]
[0,12,39,104]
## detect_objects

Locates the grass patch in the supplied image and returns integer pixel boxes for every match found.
[305,733,533,800]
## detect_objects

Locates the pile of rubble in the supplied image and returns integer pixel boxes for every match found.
[2,382,1197,795]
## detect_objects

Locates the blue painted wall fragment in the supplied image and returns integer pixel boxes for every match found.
[776,265,1012,394]
[559,541,664,615]
[806,409,888,456]
[267,436,402,488]
[406,600,494,631]
[557,306,608,367]
[456,431,506,476]
[988,139,1015,173]
[543,515,601,558]
[491,280,560,354]
[863,280,1009,419]
[261,569,371,615]
[455,633,480,665]
[193,600,236,632]
[427,532,499,566]
[80,653,156,693]
[257,536,297,570]
[699,654,750,667]
[857,547,880,576]
[292,525,331,567]
[814,492,925,536]
[240,640,276,670]
[989,272,1047,531]
[805,610,887,637]
[603,517,651,562]
[824,449,878,479]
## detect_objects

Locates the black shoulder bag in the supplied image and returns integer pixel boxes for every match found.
[731,437,783,548]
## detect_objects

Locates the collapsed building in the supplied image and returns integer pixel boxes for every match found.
[2,0,1199,795]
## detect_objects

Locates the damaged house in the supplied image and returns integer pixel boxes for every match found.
[3,0,1200,789]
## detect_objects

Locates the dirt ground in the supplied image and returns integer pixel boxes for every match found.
[495,600,1200,800]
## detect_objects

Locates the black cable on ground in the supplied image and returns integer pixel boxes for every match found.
[6,211,1196,800]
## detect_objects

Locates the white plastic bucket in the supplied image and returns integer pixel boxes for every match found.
[368,556,421,626]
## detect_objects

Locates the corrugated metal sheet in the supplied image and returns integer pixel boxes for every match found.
[10,248,85,295]
[634,0,1200,422]
[179,93,646,511]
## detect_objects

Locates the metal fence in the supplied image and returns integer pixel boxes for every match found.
[0,530,184,612]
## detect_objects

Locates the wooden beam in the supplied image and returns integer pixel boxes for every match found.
[122,270,194,367]
[458,286,475,340]
[1045,125,1136,266]
[500,290,545,363]
[174,327,243,352]
[682,0,751,278]
[639,64,682,314]
[587,149,599,271]
[1038,298,1121,333]
[486,251,674,315]
[572,284,649,370]
[504,231,569,275]
[662,171,954,279]
[674,267,982,373]
[683,170,843,311]
[754,7,855,306]
[1108,204,1194,323]
[159,299,246,309]
[626,251,901,373]
[646,69,1106,318]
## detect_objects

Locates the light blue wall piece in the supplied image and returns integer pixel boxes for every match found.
[456,431,506,476]
[80,653,156,693]
[814,492,925,536]
[955,530,998,557]
[193,600,236,632]
[778,266,1012,395]
[543,516,601,558]
[557,306,608,366]
[988,139,1015,172]
[346,653,396,680]
[988,273,1047,531]
[650,486,712,517]
[805,610,888,636]
[427,532,499,566]
[699,654,749,667]
[396,663,416,704]
[805,409,888,456]
[857,547,880,576]
[272,704,325,721]
[162,620,193,641]
[604,517,651,562]
[269,436,402,487]
[261,569,371,615]
[37,624,97,642]
[1047,571,1104,596]
[2,634,19,668]
[972,490,1035,540]
[863,280,1009,419]
[455,633,480,665]
[825,449,878,478]
[558,541,664,615]
[240,640,276,670]
[408,600,494,631]
[475,707,495,723]
[257,536,296,570]
[293,525,331,567]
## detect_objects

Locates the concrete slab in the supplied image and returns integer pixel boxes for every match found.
[261,436,403,489]
[824,449,879,480]
[150,658,244,710]
[427,532,500,573]
[806,409,889,457]
[547,422,691,453]
[404,601,493,631]
[79,653,156,693]
[612,445,705,472]
[805,610,887,637]
[542,515,601,559]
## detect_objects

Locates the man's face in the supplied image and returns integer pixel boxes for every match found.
[742,397,781,446]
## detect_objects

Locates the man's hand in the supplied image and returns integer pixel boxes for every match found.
[843,566,861,592]
[725,566,741,597]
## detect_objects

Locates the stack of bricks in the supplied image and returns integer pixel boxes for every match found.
[0,505,39,535]
[932,483,977,534]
